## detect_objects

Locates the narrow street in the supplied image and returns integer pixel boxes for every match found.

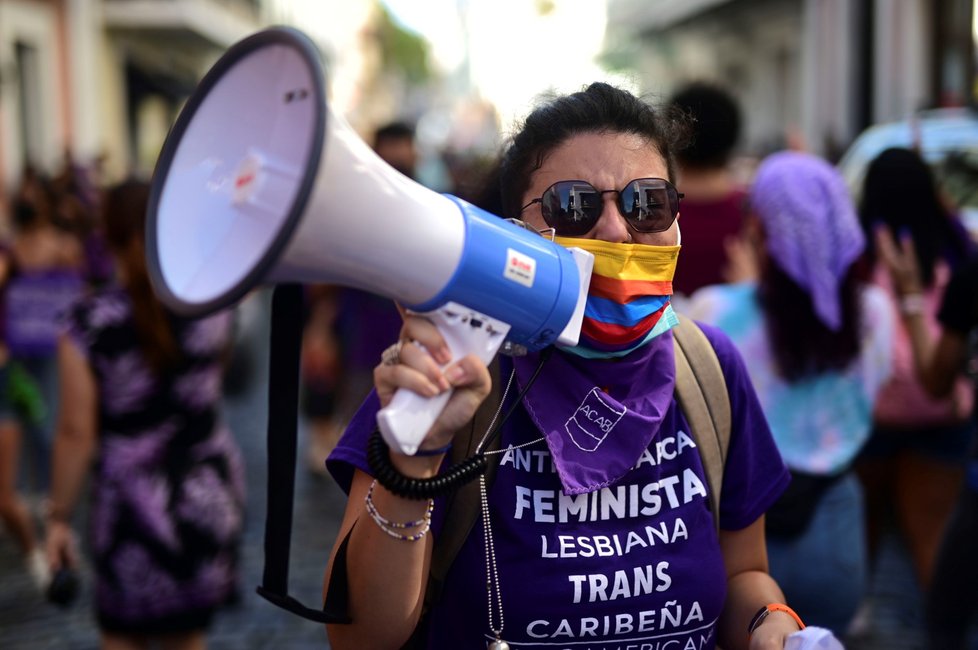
[0,290,348,649]
[0,289,961,649]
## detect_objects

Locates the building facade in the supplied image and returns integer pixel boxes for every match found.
[606,0,977,159]
[0,0,265,195]
[0,0,391,202]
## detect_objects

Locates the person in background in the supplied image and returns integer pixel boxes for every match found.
[372,121,420,179]
[0,244,49,591]
[323,83,806,650]
[300,283,343,474]
[301,121,417,474]
[5,168,84,491]
[45,180,245,650]
[667,81,748,299]
[0,159,99,594]
[49,150,115,289]
[875,227,978,650]
[689,151,894,636]
[854,147,976,605]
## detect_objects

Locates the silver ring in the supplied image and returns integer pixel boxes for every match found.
[381,341,403,366]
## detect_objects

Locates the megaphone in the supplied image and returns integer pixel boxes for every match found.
[147,27,593,455]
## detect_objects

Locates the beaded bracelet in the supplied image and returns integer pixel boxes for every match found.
[747,603,806,640]
[364,479,434,542]
[367,508,431,542]
[365,480,433,528]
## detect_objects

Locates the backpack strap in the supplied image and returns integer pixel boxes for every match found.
[672,314,731,534]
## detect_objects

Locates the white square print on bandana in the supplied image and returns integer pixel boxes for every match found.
[565,387,626,452]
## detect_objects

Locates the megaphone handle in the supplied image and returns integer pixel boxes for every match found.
[376,302,510,456]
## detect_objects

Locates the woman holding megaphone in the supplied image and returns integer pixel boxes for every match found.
[323,83,818,649]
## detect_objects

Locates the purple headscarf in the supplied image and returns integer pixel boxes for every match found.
[751,151,865,331]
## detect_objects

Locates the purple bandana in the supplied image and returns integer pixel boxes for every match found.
[751,151,865,330]
[512,331,676,494]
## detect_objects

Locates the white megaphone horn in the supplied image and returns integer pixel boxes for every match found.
[147,27,593,455]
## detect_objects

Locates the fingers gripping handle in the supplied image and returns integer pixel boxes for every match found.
[376,302,510,456]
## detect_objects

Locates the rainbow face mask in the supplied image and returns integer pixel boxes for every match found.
[555,236,681,359]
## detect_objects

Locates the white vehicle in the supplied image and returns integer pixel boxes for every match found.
[837,108,978,238]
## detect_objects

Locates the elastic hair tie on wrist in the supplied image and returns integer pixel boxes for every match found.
[747,603,806,641]
[413,443,453,457]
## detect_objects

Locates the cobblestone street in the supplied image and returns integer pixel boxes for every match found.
[0,291,346,649]
[0,290,972,649]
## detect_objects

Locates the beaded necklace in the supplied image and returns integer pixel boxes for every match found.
[475,368,545,649]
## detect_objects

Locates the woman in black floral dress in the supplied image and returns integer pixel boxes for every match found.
[45,180,245,649]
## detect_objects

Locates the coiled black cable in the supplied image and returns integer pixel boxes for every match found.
[367,346,554,499]
[368,431,488,499]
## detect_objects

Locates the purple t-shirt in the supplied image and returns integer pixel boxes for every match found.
[672,188,748,298]
[335,288,403,370]
[327,324,789,649]
[5,269,84,356]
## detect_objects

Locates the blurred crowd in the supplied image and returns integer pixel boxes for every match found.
[1,153,246,649]
[1,151,110,590]
[672,82,978,649]
[1,86,978,649]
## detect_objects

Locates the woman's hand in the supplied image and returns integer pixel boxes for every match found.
[374,313,492,453]
[874,225,923,297]
[747,610,803,648]
[45,519,79,574]
[722,217,764,284]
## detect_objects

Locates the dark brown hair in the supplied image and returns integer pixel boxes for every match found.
[758,261,861,382]
[102,180,181,372]
[667,81,742,170]
[496,82,690,219]
[860,147,972,287]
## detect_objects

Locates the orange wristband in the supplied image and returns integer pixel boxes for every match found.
[747,603,805,640]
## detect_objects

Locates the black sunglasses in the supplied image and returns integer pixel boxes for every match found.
[520,178,683,237]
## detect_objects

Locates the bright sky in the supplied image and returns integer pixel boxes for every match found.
[380,0,467,71]
[268,0,635,153]
[380,0,633,132]
[267,0,376,113]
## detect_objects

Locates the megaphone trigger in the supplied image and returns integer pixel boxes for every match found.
[377,302,511,456]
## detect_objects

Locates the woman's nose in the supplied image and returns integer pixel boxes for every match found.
[591,194,630,243]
